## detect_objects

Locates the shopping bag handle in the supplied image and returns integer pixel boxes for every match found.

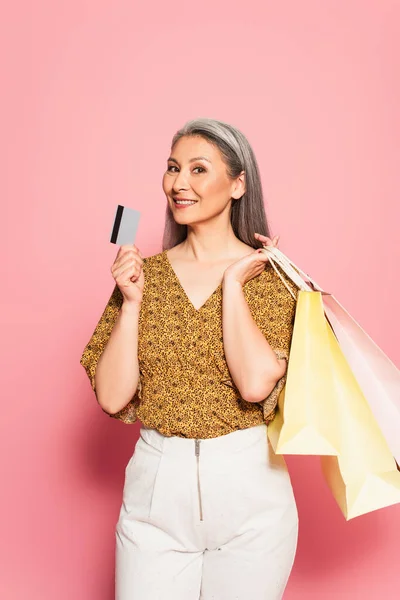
[260,246,331,300]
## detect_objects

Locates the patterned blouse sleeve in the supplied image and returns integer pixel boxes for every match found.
[252,264,298,423]
[79,283,141,424]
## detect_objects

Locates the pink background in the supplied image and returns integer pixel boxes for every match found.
[2,1,399,598]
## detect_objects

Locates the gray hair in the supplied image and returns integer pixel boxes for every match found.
[162,117,272,250]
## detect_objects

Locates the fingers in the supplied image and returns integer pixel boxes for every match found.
[254,232,280,247]
[255,248,271,261]
[113,258,139,278]
[121,267,141,287]
[112,258,142,285]
[117,251,143,271]
[115,245,142,265]
[112,244,143,282]
[116,243,141,260]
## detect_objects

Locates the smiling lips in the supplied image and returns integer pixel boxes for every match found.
[173,198,198,207]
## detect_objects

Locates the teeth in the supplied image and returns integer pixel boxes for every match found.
[176,200,196,205]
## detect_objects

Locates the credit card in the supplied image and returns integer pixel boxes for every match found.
[110,205,141,245]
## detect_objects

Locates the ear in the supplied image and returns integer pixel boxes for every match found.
[231,170,246,200]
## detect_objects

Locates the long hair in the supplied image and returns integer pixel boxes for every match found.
[162,117,273,251]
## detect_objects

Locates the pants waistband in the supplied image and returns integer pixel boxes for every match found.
[140,423,268,456]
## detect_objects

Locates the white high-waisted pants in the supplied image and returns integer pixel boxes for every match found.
[115,422,299,600]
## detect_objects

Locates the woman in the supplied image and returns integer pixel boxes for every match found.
[80,117,299,599]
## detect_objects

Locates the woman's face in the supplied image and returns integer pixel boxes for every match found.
[162,135,245,224]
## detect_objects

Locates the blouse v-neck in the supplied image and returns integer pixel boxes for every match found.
[163,249,222,313]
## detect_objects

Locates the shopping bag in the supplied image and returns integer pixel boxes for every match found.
[268,289,359,456]
[322,295,400,466]
[262,249,343,454]
[262,245,400,519]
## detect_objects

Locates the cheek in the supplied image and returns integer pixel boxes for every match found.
[162,173,171,193]
[196,174,226,197]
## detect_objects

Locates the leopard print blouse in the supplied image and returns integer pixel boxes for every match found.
[80,249,298,439]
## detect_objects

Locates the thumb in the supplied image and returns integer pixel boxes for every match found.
[256,248,270,260]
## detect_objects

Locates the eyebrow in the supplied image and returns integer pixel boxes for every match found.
[167,156,212,164]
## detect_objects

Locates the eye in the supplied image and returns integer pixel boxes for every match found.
[166,165,206,173]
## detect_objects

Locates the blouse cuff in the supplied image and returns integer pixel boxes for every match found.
[259,348,289,422]
[105,377,142,423]
[106,396,140,423]
[81,357,141,424]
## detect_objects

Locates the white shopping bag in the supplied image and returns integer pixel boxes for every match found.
[322,294,400,466]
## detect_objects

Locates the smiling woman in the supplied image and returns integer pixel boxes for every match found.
[161,119,272,252]
[80,117,299,600]
[163,136,247,228]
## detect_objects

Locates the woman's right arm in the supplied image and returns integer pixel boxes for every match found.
[80,244,145,416]
[94,300,141,415]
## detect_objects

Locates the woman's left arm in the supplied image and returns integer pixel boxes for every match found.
[222,234,288,403]
[222,278,287,403]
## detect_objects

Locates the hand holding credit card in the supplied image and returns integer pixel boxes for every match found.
[110,205,144,305]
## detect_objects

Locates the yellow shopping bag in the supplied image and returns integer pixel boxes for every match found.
[263,246,400,519]
[268,290,361,456]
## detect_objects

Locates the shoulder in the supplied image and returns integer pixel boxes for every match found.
[141,251,164,272]
[140,251,169,290]
[142,250,164,264]
[262,263,297,299]
[246,263,297,309]
[246,265,297,336]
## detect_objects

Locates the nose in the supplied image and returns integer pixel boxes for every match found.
[172,168,190,193]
